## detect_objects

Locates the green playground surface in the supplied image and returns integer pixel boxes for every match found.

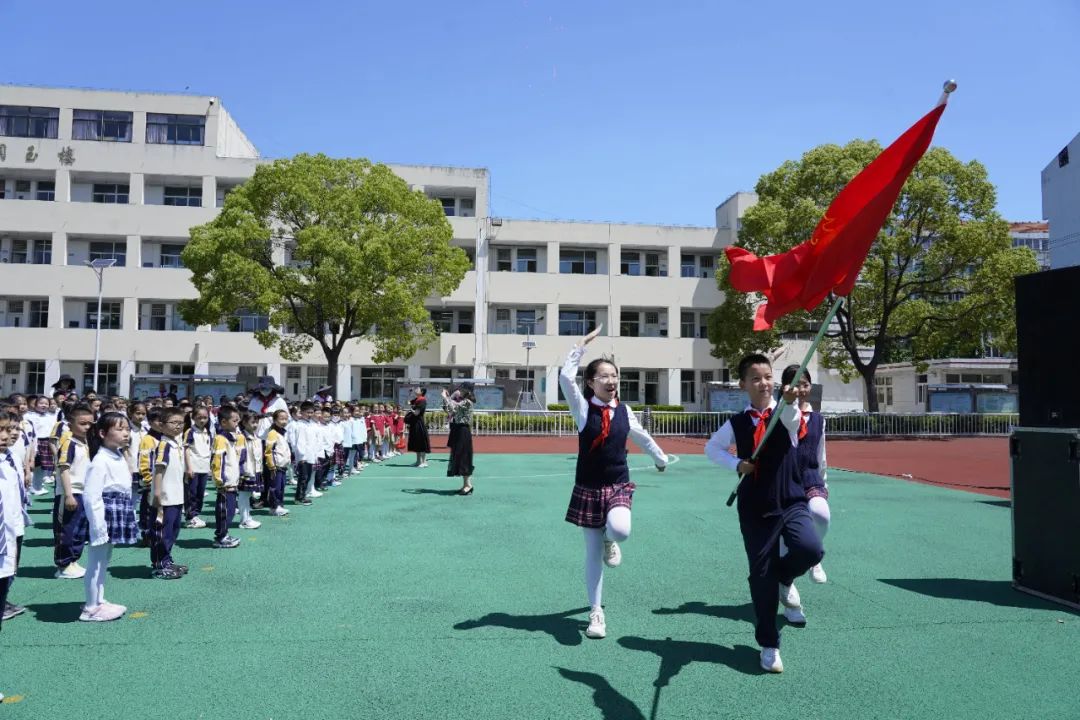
[2,453,1076,719]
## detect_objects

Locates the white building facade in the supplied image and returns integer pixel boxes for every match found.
[1042,132,1079,269]
[0,85,744,409]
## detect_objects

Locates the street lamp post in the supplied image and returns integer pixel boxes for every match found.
[85,258,116,394]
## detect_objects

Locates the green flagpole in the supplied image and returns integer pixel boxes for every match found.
[725,294,845,507]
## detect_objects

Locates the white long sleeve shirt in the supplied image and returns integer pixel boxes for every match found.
[558,345,668,467]
[704,399,802,472]
[82,446,133,547]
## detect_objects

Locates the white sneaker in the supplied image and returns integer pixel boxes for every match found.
[585,608,606,639]
[29,487,48,496]
[603,541,622,568]
[779,582,801,609]
[186,516,207,529]
[760,647,783,673]
[810,563,827,584]
[272,506,289,516]
[783,606,807,625]
[309,489,323,498]
[239,518,261,529]
[55,562,86,579]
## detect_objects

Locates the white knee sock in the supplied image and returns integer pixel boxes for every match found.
[808,496,831,539]
[583,527,605,608]
[83,544,112,608]
[605,507,632,543]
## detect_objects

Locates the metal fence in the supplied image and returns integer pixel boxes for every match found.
[421,410,1019,438]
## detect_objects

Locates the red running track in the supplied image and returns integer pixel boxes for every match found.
[430,435,1011,499]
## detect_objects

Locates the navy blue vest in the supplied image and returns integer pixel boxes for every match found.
[730,408,805,516]
[796,411,825,491]
[575,401,630,489]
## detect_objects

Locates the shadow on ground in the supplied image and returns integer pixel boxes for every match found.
[453,607,590,646]
[878,578,1076,612]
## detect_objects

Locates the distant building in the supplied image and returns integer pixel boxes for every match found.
[1009,221,1050,271]
[1041,132,1079,269]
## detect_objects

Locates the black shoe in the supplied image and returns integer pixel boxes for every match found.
[3,602,26,621]
[298,498,313,506]
[151,566,183,579]
[458,486,474,496]
[167,563,189,575]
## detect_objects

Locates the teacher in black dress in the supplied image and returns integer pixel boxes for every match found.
[406,387,431,467]
[442,383,475,495]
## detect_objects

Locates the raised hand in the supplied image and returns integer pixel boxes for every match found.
[582,324,604,346]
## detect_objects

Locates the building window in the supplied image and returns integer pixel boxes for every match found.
[620,370,640,403]
[4,300,23,327]
[360,367,404,400]
[457,310,473,334]
[146,113,205,145]
[92,183,129,204]
[516,248,537,273]
[681,254,695,278]
[82,362,120,396]
[560,249,598,275]
[874,376,893,407]
[159,244,185,268]
[698,255,715,279]
[32,239,51,265]
[643,371,660,405]
[0,105,59,138]
[459,197,475,217]
[140,303,168,331]
[496,248,512,272]
[72,109,133,142]
[494,308,512,334]
[430,310,454,333]
[516,309,537,335]
[621,251,641,276]
[644,253,662,277]
[26,361,46,394]
[701,370,714,386]
[680,311,695,338]
[13,180,31,198]
[681,369,696,404]
[29,299,48,328]
[436,197,457,216]
[620,310,640,337]
[10,240,28,264]
[229,310,270,333]
[559,309,596,336]
[36,181,55,201]
[163,186,202,207]
[86,301,122,329]
[89,241,127,267]
[1059,147,1070,168]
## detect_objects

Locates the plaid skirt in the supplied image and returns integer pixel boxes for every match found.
[36,438,55,471]
[102,490,141,546]
[565,482,636,528]
[333,443,345,466]
[807,485,830,501]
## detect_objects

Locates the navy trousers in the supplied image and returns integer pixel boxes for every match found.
[150,504,183,569]
[214,490,238,541]
[295,463,313,502]
[739,501,824,649]
[52,495,88,568]
[267,469,286,509]
[185,472,210,520]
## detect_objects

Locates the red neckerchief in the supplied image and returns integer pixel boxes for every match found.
[749,407,772,453]
[589,399,618,452]
[257,393,276,414]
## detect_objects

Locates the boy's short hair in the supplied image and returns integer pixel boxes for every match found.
[162,408,185,423]
[68,404,95,421]
[299,401,315,412]
[737,353,772,381]
[218,406,240,422]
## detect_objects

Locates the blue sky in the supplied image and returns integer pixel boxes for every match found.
[3,1,1075,226]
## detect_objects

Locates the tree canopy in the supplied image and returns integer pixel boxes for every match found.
[181,154,471,397]
[708,142,1038,411]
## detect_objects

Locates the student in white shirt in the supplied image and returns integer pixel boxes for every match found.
[149,408,188,580]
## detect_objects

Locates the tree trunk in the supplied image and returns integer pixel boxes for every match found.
[324,347,341,401]
[862,367,879,413]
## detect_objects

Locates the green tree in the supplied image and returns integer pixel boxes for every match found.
[180,154,470,398]
[708,142,1038,412]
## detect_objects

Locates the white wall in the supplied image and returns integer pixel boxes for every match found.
[1042,132,1080,269]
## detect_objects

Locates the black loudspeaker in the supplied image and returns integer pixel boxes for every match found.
[1011,428,1080,609]
[1015,266,1080,428]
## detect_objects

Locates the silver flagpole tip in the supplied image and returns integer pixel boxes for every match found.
[943,80,958,93]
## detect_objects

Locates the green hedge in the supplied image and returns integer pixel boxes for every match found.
[546,403,684,412]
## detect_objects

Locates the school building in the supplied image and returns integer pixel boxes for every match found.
[1042,131,1079,270]
[0,84,764,409]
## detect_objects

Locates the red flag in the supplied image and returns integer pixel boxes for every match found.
[726,101,948,331]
